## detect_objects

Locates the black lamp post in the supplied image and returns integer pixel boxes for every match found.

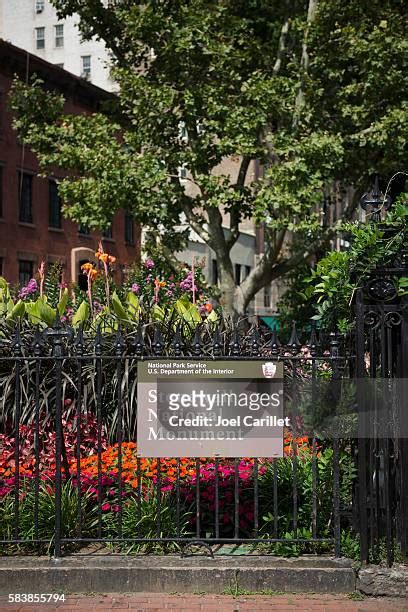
[359,175,391,222]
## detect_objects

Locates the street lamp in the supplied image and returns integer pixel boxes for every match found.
[359,175,391,222]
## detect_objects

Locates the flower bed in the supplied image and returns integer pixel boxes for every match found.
[0,408,356,553]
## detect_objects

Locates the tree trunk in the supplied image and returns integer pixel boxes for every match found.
[217,257,237,316]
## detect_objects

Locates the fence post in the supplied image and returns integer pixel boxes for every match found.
[11,327,22,542]
[398,298,408,560]
[330,333,341,557]
[355,289,369,564]
[44,314,69,559]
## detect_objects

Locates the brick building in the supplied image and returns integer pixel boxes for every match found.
[0,39,139,286]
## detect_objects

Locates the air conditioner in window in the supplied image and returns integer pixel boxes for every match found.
[81,72,90,80]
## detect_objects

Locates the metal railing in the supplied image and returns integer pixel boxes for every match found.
[0,320,351,558]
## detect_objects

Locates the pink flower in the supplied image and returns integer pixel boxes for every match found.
[18,278,38,299]
[143,258,155,269]
[102,502,110,512]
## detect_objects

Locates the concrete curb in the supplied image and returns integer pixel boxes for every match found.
[0,556,356,595]
[357,563,408,597]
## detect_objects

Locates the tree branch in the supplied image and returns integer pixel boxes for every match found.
[273,17,290,76]
[293,0,318,127]
[181,201,213,246]
[226,208,240,250]
[237,156,251,187]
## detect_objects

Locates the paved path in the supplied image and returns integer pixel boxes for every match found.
[1,593,407,611]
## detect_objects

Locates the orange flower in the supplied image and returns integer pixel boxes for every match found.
[154,278,166,288]
[204,302,213,313]
[95,244,116,267]
[81,262,98,282]
[96,252,109,264]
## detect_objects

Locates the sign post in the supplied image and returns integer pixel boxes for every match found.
[137,360,285,457]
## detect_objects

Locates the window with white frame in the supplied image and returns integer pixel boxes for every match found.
[35,27,45,49]
[55,24,64,48]
[178,121,188,144]
[35,0,45,13]
[263,286,271,308]
[178,163,188,183]
[81,55,91,79]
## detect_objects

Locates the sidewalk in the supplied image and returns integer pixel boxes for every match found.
[1,593,407,611]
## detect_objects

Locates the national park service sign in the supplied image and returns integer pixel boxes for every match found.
[137,360,286,457]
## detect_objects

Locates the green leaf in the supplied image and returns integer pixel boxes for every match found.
[57,288,69,316]
[152,304,165,321]
[35,297,56,327]
[72,300,90,328]
[0,277,9,295]
[111,290,128,322]
[182,305,202,326]
[174,294,194,315]
[5,299,25,322]
[126,290,140,320]
[92,306,117,333]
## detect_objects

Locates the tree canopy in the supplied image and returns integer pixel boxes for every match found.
[10,0,408,313]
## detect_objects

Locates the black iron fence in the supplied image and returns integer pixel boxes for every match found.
[355,281,408,566]
[0,321,352,558]
[1,310,407,564]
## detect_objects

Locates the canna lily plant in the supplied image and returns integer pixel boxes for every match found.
[0,255,218,332]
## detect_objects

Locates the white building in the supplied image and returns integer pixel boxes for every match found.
[0,0,116,91]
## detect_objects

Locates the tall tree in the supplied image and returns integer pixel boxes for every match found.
[10,0,408,313]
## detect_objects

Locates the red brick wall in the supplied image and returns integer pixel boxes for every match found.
[0,50,140,287]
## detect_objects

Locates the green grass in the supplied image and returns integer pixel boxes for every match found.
[348,591,365,601]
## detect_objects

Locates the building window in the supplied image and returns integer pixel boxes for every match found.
[263,287,271,308]
[19,260,34,285]
[35,0,45,13]
[35,27,45,49]
[18,172,33,223]
[54,24,64,48]
[178,121,188,144]
[212,259,218,285]
[245,265,251,278]
[178,163,188,182]
[78,223,90,235]
[102,224,113,240]
[234,263,241,285]
[124,213,134,245]
[48,180,61,228]
[0,166,3,218]
[0,92,4,135]
[78,259,90,291]
[81,55,91,79]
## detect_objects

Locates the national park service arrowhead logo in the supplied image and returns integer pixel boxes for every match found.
[262,362,277,378]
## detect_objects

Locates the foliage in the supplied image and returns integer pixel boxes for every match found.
[309,196,408,329]
[0,253,216,332]
[0,404,106,478]
[275,262,316,337]
[1,434,356,553]
[0,478,96,553]
[9,0,408,312]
